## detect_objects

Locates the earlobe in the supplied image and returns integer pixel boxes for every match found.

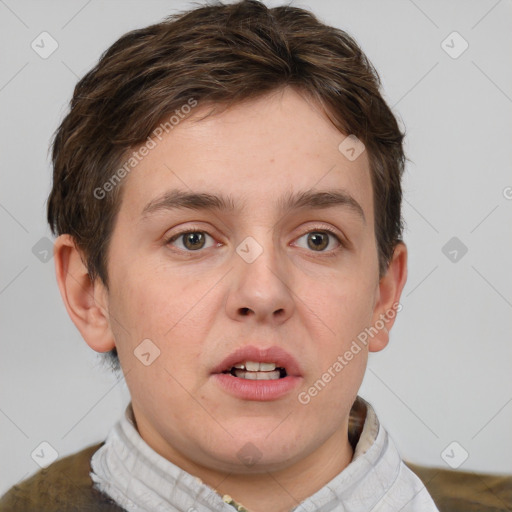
[368,243,408,353]
[54,234,116,353]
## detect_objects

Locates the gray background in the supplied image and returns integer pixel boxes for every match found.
[1,0,511,495]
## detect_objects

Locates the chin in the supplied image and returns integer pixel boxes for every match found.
[197,429,307,473]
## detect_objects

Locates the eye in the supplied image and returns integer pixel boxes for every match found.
[167,231,216,251]
[294,230,341,252]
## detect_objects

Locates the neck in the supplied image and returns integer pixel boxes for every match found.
[136,416,354,512]
[211,428,354,512]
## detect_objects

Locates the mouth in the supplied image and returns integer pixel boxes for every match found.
[222,361,288,380]
[212,346,302,401]
[212,345,302,380]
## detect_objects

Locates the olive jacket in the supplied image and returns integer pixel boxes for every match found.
[1,442,510,511]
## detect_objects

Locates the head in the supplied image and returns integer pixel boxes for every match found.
[49,0,406,477]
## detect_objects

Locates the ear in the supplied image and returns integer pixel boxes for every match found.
[368,242,408,353]
[53,234,115,353]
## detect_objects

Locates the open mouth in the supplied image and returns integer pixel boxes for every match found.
[213,347,301,400]
[222,361,288,380]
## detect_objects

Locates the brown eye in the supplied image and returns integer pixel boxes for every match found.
[183,232,205,250]
[294,230,341,252]
[307,232,329,251]
[168,231,215,251]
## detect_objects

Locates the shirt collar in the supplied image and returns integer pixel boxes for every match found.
[90,396,432,511]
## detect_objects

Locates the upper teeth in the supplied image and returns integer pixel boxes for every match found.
[233,361,277,371]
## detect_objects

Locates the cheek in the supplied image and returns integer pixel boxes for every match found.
[107,272,210,412]
[108,274,169,340]
[108,264,219,368]
[300,272,376,343]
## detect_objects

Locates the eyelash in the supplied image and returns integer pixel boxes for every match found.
[164,227,218,252]
[164,226,344,255]
[294,227,344,256]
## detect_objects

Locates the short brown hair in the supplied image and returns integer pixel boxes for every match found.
[47,0,405,369]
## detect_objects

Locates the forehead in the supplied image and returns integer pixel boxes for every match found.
[118,87,373,221]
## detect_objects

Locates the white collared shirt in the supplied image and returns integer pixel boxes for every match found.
[90,398,439,511]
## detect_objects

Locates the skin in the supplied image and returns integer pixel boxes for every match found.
[55,87,407,512]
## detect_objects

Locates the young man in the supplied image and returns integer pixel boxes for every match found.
[1,1,439,510]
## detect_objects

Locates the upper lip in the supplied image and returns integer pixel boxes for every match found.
[212,345,302,377]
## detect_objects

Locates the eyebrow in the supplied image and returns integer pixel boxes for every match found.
[141,188,365,222]
[278,189,365,222]
[141,190,236,218]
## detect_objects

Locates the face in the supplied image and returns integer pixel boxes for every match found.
[102,87,385,474]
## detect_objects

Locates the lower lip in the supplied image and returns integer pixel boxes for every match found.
[212,373,302,401]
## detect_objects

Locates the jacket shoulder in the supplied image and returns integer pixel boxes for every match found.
[406,461,512,512]
[0,442,125,512]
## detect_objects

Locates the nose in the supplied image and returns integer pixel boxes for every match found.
[225,237,295,326]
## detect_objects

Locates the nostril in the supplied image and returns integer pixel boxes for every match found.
[239,307,252,316]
